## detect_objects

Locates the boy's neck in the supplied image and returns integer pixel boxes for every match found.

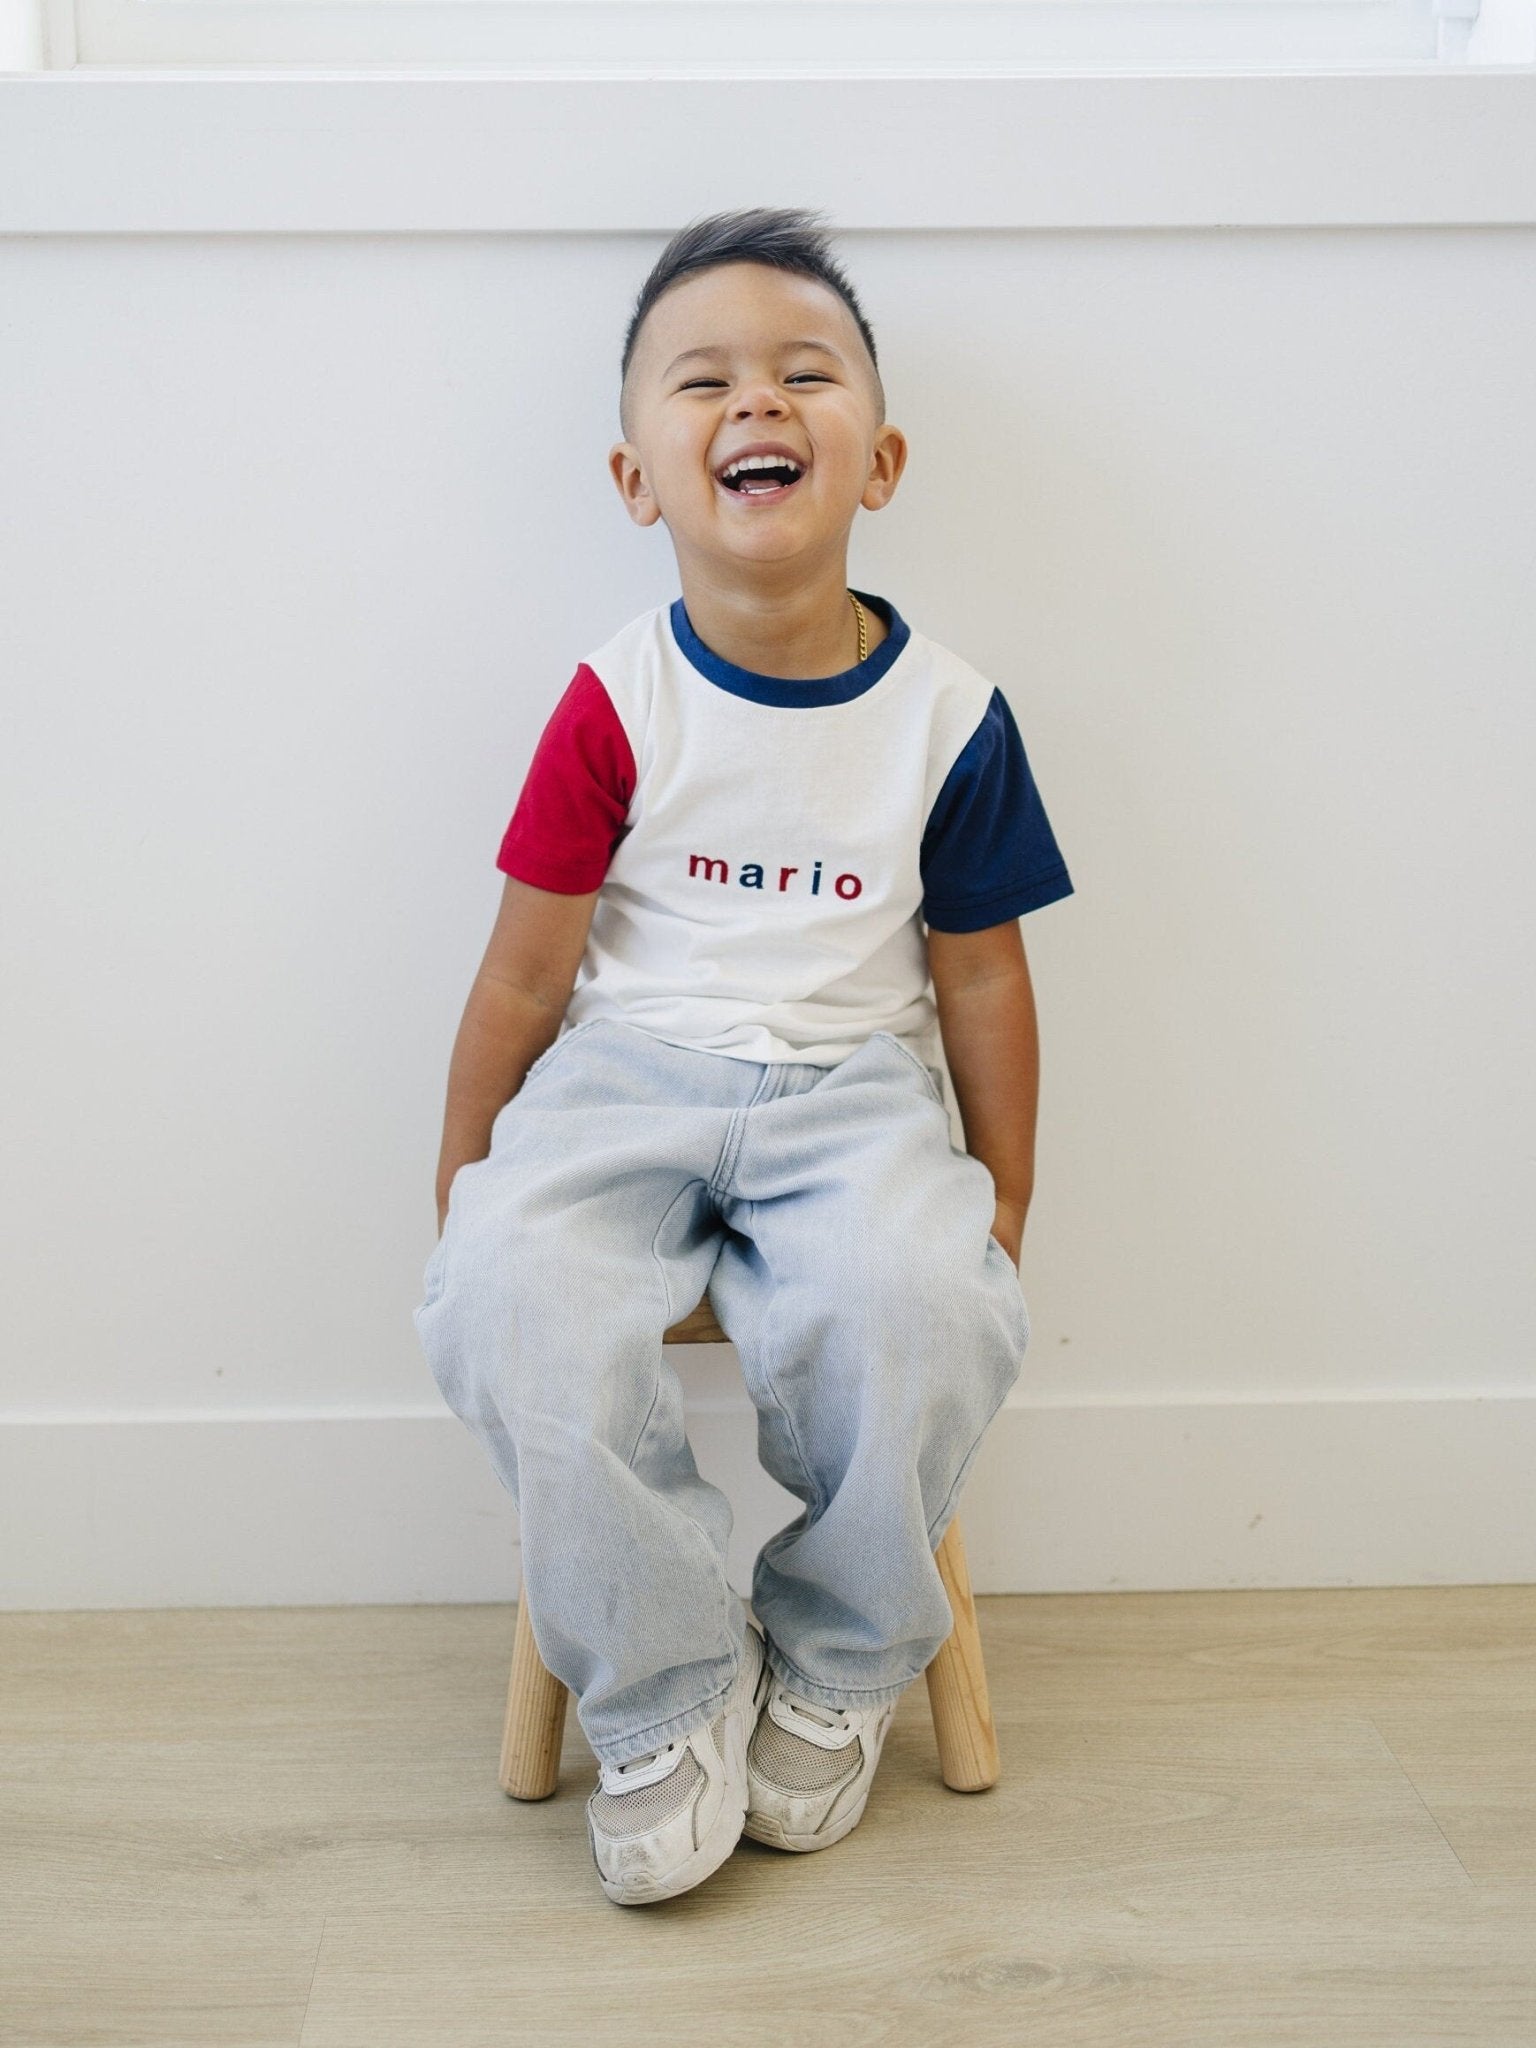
[677,573,887,681]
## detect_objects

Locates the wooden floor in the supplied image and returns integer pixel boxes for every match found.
[3,1587,1534,2047]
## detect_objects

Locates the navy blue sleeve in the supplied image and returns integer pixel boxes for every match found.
[920,688,1074,932]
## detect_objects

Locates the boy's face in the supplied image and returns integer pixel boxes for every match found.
[610,262,906,578]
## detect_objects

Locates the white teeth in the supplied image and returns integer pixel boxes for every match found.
[720,454,804,484]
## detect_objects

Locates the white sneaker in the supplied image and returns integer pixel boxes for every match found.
[743,1671,904,1852]
[585,1616,770,1905]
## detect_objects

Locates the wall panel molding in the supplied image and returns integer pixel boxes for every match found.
[1,72,1534,234]
[4,1395,1533,1609]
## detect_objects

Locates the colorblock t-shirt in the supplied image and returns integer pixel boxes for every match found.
[495,588,1073,1068]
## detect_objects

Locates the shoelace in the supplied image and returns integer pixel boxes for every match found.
[596,1738,684,1796]
[619,1742,675,1775]
[781,1693,854,1739]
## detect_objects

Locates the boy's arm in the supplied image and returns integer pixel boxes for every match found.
[434,875,600,1230]
[926,919,1039,1266]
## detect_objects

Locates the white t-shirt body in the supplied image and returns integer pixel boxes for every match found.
[495,589,1073,1069]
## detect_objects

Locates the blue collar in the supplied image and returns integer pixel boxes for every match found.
[668,588,910,707]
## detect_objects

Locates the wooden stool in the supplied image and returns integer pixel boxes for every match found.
[499,1289,1003,1801]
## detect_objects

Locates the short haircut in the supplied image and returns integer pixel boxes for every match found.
[618,205,884,441]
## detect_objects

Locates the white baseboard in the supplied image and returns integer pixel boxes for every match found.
[3,1390,1532,1610]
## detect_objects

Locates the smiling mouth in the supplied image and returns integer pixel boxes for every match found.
[715,465,806,506]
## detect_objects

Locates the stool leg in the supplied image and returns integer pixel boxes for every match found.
[499,1588,568,1801]
[923,1514,1002,1792]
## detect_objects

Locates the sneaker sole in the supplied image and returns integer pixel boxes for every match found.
[591,1625,768,1905]
[740,1783,872,1854]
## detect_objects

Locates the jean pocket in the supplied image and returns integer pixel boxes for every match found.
[519,1015,605,1089]
[417,1229,450,1313]
[984,1233,1031,1354]
[870,1029,948,1110]
[418,1150,480,1312]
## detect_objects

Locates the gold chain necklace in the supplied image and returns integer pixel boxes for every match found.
[849,591,868,664]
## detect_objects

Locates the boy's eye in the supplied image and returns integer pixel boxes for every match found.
[679,374,830,390]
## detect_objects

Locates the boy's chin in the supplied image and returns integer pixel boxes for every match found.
[669,518,832,564]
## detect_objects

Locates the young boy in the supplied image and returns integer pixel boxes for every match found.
[414,206,1073,1906]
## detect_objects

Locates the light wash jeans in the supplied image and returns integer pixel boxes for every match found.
[413,1016,1030,1768]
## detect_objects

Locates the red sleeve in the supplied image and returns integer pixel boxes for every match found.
[495,664,636,893]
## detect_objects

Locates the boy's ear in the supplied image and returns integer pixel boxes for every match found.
[861,425,909,512]
[609,442,664,528]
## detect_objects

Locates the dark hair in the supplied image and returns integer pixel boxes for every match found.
[618,205,884,441]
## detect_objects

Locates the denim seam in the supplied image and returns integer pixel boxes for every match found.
[707,1113,742,1200]
[621,1186,690,1470]
[647,1179,702,1333]
[623,1358,664,1484]
[708,1060,777,1199]
[609,1185,736,1670]
[735,1199,824,1522]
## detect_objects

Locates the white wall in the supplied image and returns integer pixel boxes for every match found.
[3,122,1534,1605]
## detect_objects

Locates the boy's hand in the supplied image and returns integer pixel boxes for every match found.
[989,1200,1025,1270]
